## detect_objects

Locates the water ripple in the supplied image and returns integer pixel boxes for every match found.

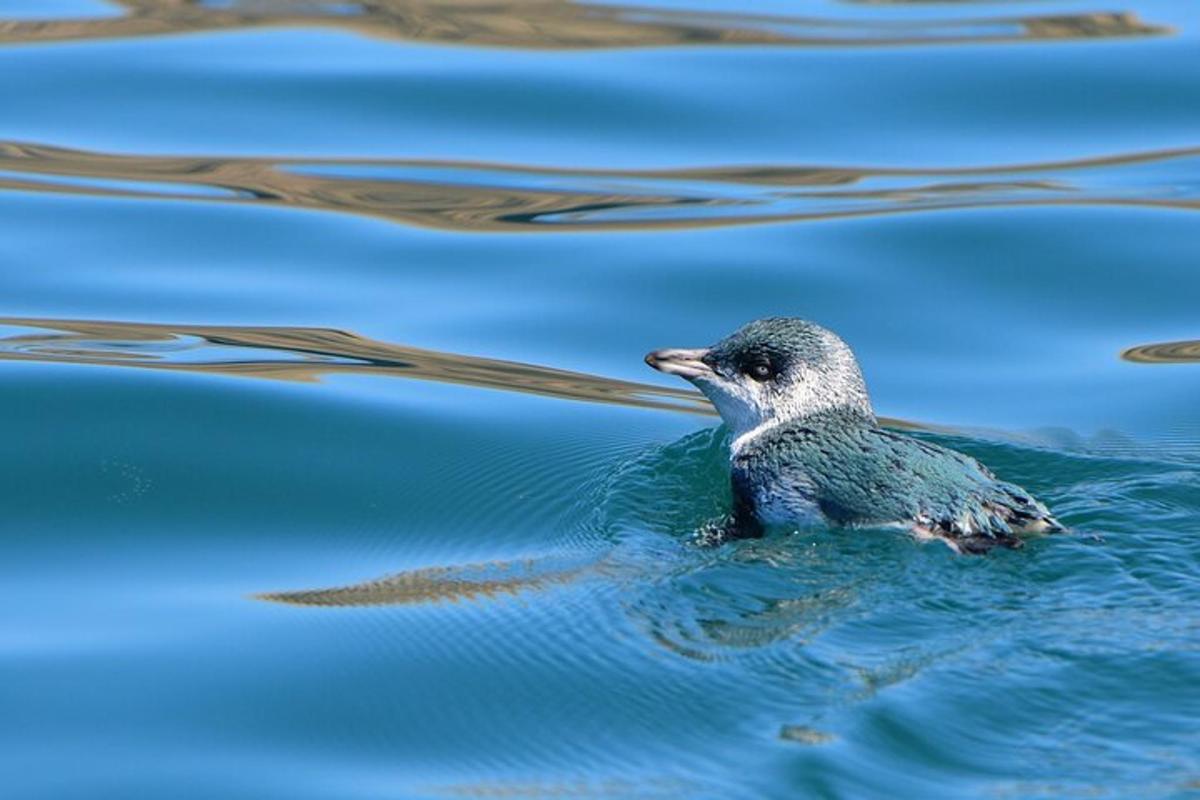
[0,1,1168,50]
[1122,339,1200,363]
[258,555,596,607]
[3,141,1199,232]
[0,316,715,415]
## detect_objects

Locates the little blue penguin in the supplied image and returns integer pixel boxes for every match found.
[645,318,1060,553]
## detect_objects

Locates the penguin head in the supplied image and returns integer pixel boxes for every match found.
[646,317,873,440]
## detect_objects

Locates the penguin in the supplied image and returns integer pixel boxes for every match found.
[646,318,1060,552]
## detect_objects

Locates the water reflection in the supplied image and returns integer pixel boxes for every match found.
[258,556,592,606]
[256,424,864,673]
[779,725,835,745]
[1122,339,1200,363]
[3,141,1199,233]
[0,316,716,415]
[0,1,1168,50]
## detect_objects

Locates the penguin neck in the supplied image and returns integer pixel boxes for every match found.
[729,401,875,455]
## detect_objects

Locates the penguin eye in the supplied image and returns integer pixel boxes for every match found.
[747,362,773,382]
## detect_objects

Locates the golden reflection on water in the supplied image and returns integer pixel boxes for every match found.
[2,141,1199,233]
[779,725,836,746]
[0,1,1168,50]
[1121,340,1200,363]
[258,557,589,607]
[0,316,715,415]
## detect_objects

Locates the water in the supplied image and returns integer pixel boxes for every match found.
[2,1,1199,797]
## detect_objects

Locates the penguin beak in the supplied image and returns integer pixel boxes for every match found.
[644,348,713,380]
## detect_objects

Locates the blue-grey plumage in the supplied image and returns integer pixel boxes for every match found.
[646,318,1060,552]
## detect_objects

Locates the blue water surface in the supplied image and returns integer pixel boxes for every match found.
[1,1,1198,798]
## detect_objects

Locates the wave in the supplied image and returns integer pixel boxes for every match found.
[3,140,1199,233]
[0,315,716,415]
[1122,339,1200,363]
[0,1,1169,51]
[258,555,595,607]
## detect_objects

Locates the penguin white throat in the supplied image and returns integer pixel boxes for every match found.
[645,319,875,452]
